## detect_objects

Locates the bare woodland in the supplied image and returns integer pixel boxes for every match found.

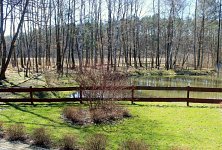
[0,0,222,79]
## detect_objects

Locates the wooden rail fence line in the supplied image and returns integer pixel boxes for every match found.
[0,86,222,106]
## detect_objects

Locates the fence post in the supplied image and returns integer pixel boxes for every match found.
[131,86,135,105]
[187,86,190,107]
[79,86,83,104]
[30,86,34,105]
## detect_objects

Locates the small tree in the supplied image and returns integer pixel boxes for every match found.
[75,66,129,109]
[62,66,132,125]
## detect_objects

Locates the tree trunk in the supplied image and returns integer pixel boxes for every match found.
[0,0,29,79]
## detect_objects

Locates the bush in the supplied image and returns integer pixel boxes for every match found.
[60,134,78,150]
[120,139,150,150]
[31,127,51,148]
[91,104,131,124]
[63,104,131,125]
[6,124,26,141]
[0,121,4,137]
[0,121,3,131]
[85,133,107,150]
[63,107,91,125]
[90,108,109,124]
[74,67,128,109]
[122,109,132,118]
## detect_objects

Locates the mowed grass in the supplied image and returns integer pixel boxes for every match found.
[0,102,221,149]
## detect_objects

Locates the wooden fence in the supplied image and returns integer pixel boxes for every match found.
[0,86,222,106]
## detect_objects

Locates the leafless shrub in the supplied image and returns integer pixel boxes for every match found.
[122,109,132,118]
[62,66,132,125]
[63,107,92,125]
[63,104,131,125]
[75,66,129,109]
[0,121,3,131]
[60,134,78,150]
[85,133,107,150]
[31,127,51,148]
[119,139,150,150]
[90,108,109,124]
[90,103,131,124]
[6,124,27,141]
[0,121,4,137]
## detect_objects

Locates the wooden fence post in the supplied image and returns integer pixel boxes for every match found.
[30,86,34,105]
[131,86,135,105]
[187,86,190,107]
[80,86,83,104]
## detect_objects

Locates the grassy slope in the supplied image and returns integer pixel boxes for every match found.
[0,102,221,149]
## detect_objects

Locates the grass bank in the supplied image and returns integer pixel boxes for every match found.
[127,68,216,77]
[0,70,78,99]
[0,102,221,149]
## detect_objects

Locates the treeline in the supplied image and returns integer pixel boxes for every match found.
[0,0,222,79]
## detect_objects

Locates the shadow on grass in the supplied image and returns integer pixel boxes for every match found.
[2,73,44,87]
[2,102,85,129]
[0,102,198,149]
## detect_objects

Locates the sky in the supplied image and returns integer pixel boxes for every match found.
[140,0,194,18]
[3,0,195,36]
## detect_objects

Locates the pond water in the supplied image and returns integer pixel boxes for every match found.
[130,76,222,99]
[130,76,222,87]
[71,75,222,100]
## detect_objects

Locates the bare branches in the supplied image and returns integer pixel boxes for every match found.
[75,66,128,108]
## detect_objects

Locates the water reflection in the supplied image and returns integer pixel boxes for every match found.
[71,92,80,98]
[71,76,222,100]
[130,76,222,99]
[130,76,222,88]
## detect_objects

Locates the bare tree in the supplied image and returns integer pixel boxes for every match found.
[216,0,221,73]
[0,0,30,79]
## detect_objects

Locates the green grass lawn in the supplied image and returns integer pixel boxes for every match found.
[0,102,221,149]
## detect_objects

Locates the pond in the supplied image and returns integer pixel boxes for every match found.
[130,75,222,99]
[71,75,222,100]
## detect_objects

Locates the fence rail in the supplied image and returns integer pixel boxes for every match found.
[0,86,222,106]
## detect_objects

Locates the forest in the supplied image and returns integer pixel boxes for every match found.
[0,0,222,79]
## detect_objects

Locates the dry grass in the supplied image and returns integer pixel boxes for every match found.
[0,121,3,131]
[6,124,26,141]
[0,121,4,137]
[60,134,78,150]
[85,133,107,150]
[63,107,92,125]
[119,139,150,150]
[31,127,51,148]
[63,103,131,125]
[91,103,131,124]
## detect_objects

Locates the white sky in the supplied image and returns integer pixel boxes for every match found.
[4,0,194,36]
[141,0,194,18]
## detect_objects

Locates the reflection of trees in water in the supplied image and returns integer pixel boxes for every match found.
[131,76,222,88]
[82,90,131,99]
[130,76,222,99]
